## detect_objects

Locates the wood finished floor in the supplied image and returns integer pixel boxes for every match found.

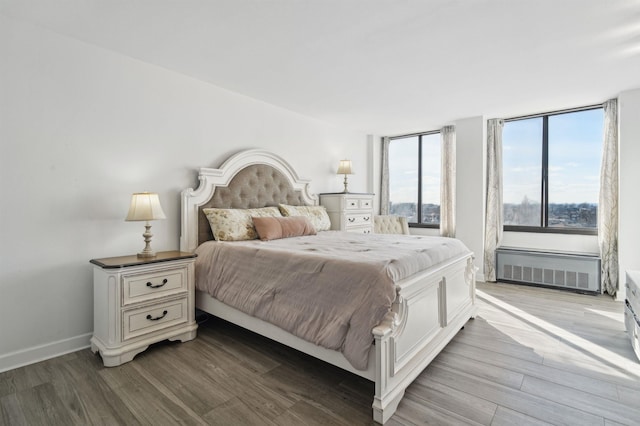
[2,282,639,425]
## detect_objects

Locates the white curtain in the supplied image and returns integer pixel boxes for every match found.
[484,119,504,282]
[380,136,391,215]
[440,126,456,237]
[599,99,618,297]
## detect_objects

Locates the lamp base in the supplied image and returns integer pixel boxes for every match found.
[342,174,349,193]
[137,221,156,258]
[137,250,156,258]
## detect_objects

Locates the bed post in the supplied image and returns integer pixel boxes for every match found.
[466,256,478,318]
[371,310,403,423]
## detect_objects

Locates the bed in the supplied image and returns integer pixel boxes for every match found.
[180,149,477,423]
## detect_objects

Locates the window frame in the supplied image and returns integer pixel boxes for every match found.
[503,105,602,236]
[389,130,441,229]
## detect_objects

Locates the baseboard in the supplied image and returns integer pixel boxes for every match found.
[0,333,92,373]
[476,272,486,283]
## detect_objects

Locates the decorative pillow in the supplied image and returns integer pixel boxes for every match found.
[203,207,282,241]
[278,204,331,231]
[252,216,317,241]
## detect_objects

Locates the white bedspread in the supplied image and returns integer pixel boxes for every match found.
[195,231,471,369]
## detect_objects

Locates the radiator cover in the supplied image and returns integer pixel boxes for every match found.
[496,247,601,294]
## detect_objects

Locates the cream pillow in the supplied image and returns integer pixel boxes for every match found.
[278,204,331,231]
[203,207,282,241]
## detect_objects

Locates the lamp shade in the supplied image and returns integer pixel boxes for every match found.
[336,160,353,175]
[125,192,166,221]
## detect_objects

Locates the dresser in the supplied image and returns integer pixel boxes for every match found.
[319,192,374,234]
[90,251,198,367]
[624,271,640,361]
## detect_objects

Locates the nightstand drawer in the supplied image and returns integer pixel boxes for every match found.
[122,266,187,305]
[122,298,188,341]
[346,213,372,226]
[346,226,373,234]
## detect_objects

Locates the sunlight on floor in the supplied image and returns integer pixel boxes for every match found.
[585,307,623,322]
[477,289,640,381]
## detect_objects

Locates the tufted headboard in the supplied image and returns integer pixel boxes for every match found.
[196,164,307,245]
[181,149,317,252]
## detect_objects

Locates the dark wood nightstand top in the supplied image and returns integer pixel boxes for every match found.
[90,251,197,269]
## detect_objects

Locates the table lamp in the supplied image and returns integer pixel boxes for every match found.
[125,192,166,258]
[337,160,353,193]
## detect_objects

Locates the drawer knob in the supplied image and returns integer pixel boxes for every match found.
[146,278,168,289]
[348,217,356,223]
[146,310,168,321]
[364,216,370,221]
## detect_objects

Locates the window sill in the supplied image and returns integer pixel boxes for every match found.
[504,226,597,236]
[409,223,440,229]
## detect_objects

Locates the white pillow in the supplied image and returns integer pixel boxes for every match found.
[278,204,331,231]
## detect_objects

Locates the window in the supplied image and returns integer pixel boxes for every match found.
[388,132,441,227]
[503,106,603,234]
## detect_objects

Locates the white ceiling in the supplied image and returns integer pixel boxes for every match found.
[2,0,640,135]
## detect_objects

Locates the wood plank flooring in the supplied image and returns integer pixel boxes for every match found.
[2,282,639,425]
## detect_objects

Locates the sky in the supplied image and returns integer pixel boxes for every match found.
[503,108,603,205]
[389,133,440,205]
[389,108,603,206]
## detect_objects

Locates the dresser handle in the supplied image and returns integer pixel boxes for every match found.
[364,229,371,234]
[147,278,168,289]
[146,310,168,321]
[363,216,370,221]
[348,217,356,223]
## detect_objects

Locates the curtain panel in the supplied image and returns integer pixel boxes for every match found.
[484,119,504,282]
[599,99,618,297]
[380,136,391,215]
[440,126,456,237]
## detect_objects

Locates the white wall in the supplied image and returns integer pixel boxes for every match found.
[618,88,640,301]
[0,15,367,371]
[455,117,486,280]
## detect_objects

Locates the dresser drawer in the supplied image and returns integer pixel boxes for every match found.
[346,213,372,227]
[346,226,373,234]
[345,198,361,210]
[122,298,188,341]
[122,266,188,305]
[625,301,640,361]
[359,198,372,209]
[626,276,640,313]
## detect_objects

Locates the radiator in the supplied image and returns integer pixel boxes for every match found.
[496,247,601,294]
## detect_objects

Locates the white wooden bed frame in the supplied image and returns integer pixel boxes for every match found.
[180,149,477,423]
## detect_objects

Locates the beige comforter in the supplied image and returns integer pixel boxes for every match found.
[195,231,471,370]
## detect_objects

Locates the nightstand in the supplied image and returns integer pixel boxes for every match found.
[319,192,374,234]
[90,251,198,367]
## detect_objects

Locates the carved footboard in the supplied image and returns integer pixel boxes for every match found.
[372,253,477,423]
